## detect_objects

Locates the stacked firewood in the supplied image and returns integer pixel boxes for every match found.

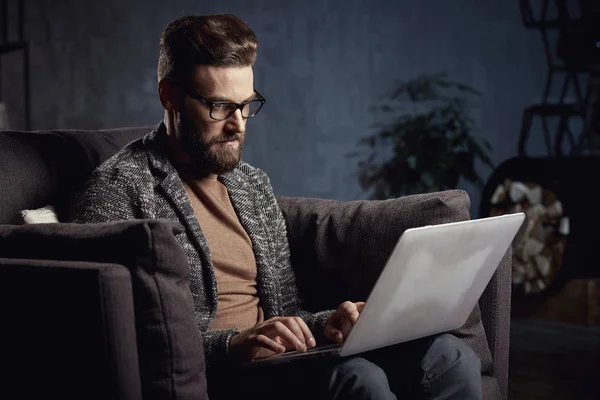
[489,180,569,294]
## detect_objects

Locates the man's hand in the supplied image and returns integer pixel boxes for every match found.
[229,316,316,362]
[325,301,366,343]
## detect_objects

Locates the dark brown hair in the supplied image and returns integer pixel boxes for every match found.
[158,14,258,82]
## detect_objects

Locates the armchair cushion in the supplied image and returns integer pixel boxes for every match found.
[277,190,501,398]
[0,219,208,400]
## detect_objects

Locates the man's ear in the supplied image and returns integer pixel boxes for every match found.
[158,79,183,112]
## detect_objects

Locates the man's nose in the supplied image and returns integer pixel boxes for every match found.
[227,109,246,132]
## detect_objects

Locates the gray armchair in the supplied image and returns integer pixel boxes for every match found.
[0,126,511,399]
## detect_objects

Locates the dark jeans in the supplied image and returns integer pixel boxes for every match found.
[207,333,482,400]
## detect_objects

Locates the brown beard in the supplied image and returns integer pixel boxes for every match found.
[176,115,244,175]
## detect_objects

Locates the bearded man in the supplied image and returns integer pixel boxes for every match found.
[70,13,482,400]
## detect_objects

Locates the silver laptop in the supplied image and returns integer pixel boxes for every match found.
[247,212,525,366]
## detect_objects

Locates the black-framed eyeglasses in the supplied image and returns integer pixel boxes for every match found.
[185,89,266,121]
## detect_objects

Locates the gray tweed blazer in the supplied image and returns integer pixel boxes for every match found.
[70,122,334,367]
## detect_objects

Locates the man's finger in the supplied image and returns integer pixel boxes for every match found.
[340,302,361,325]
[291,317,316,348]
[255,333,286,354]
[325,324,344,343]
[270,320,304,351]
[281,318,308,351]
[356,302,366,313]
[348,309,360,324]
[296,317,316,348]
[341,317,353,338]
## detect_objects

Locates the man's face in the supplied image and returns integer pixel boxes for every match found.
[174,65,255,175]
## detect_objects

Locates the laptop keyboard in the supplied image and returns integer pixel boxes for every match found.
[283,343,342,356]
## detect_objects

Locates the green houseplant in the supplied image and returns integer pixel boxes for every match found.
[352,72,494,200]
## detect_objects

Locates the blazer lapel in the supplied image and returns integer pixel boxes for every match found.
[220,171,279,317]
[145,125,218,312]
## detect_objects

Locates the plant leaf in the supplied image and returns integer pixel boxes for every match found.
[355,72,493,199]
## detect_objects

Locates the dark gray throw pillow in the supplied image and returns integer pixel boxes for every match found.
[0,219,207,400]
[277,190,473,307]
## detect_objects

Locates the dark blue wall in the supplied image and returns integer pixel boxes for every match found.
[12,0,550,214]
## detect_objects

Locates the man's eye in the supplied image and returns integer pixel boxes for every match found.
[214,103,235,111]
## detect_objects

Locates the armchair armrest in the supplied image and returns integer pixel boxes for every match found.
[0,219,208,400]
[277,190,509,399]
[0,258,142,400]
[478,246,512,399]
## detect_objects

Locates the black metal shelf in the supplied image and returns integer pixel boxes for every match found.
[517,0,600,157]
[525,103,583,117]
[522,20,567,29]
